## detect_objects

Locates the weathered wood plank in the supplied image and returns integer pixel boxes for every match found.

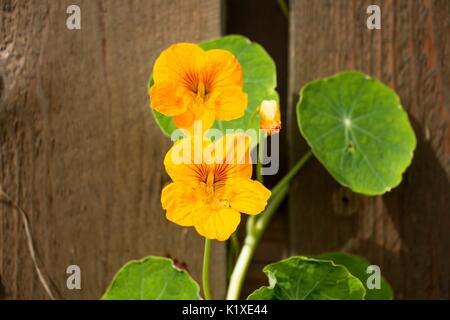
[288,0,450,298]
[0,0,224,299]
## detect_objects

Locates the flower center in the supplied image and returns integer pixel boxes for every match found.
[206,170,215,194]
[203,168,230,209]
[191,81,209,117]
[196,81,206,100]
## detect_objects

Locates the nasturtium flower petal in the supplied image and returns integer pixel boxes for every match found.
[212,133,253,180]
[149,82,190,116]
[194,207,241,241]
[163,137,211,183]
[153,43,205,86]
[160,133,270,241]
[222,179,271,215]
[204,49,243,88]
[161,182,203,227]
[150,42,247,132]
[206,85,247,121]
[173,108,216,132]
[172,110,195,129]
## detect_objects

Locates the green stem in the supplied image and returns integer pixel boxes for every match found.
[230,233,240,260]
[271,149,313,196]
[202,238,212,300]
[226,150,313,300]
[256,131,265,184]
[226,186,288,300]
[277,0,289,18]
[251,132,266,242]
[227,232,240,279]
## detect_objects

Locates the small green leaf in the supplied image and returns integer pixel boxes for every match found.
[297,71,416,195]
[151,35,279,136]
[316,252,393,300]
[247,256,366,300]
[102,256,201,300]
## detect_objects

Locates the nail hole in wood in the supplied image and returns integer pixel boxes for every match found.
[332,187,360,216]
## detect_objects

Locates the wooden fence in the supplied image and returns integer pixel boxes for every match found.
[0,0,225,299]
[288,0,450,299]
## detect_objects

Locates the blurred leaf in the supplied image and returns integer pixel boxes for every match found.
[102,256,201,300]
[316,252,393,300]
[247,256,366,300]
[151,35,279,136]
[297,71,416,195]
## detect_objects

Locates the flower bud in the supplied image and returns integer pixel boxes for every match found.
[259,100,281,135]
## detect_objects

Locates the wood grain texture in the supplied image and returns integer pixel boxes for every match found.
[0,0,224,299]
[289,0,450,298]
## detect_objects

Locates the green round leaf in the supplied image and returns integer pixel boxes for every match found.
[102,256,201,300]
[297,71,416,195]
[151,35,279,136]
[316,252,393,300]
[247,256,366,300]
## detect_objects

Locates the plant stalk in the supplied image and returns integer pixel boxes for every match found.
[256,131,266,184]
[226,150,313,300]
[202,238,212,300]
[277,0,289,18]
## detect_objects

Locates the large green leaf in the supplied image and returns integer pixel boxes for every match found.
[151,35,279,136]
[316,252,393,300]
[102,256,201,300]
[297,71,416,195]
[247,256,366,300]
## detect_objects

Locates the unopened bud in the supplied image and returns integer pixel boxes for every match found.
[259,100,281,135]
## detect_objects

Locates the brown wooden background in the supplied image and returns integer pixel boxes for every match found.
[0,0,225,299]
[288,0,450,299]
[1,0,449,299]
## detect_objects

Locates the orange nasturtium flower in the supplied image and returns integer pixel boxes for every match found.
[150,43,248,131]
[259,100,282,135]
[161,134,271,241]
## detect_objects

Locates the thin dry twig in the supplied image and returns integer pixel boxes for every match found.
[0,185,56,300]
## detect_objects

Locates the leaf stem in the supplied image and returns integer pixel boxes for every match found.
[250,131,266,242]
[277,0,289,18]
[226,150,313,300]
[202,238,212,300]
[256,132,265,184]
[230,232,240,260]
